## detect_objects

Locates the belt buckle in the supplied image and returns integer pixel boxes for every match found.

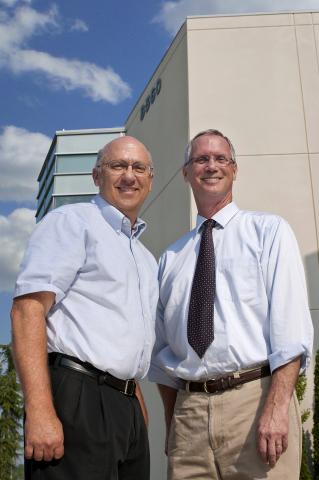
[203,381,209,393]
[185,381,190,393]
[123,379,135,396]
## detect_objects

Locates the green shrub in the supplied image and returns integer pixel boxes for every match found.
[296,374,312,479]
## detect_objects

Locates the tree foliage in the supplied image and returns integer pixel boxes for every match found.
[0,344,23,480]
[313,350,319,478]
[296,374,312,480]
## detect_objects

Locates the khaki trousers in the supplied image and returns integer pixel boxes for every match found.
[167,377,302,480]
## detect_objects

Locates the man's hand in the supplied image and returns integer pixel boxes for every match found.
[256,357,301,468]
[135,382,149,428]
[11,292,63,462]
[157,384,177,455]
[257,401,289,467]
[25,409,64,462]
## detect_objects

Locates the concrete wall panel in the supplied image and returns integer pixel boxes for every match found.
[295,25,319,153]
[126,34,190,257]
[310,154,319,246]
[187,13,294,31]
[233,153,319,309]
[187,24,307,156]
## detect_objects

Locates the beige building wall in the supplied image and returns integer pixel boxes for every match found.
[126,25,191,259]
[126,11,319,478]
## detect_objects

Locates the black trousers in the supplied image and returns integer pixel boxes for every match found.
[25,364,149,480]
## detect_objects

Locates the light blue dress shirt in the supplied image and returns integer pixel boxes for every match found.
[14,195,158,380]
[149,202,313,389]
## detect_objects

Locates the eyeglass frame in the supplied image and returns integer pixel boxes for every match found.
[96,160,154,177]
[187,154,235,167]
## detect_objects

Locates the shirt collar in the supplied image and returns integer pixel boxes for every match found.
[92,194,147,239]
[196,201,240,232]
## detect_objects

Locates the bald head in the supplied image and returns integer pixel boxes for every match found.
[92,135,154,224]
[96,136,152,168]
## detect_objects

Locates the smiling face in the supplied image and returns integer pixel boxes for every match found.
[183,134,237,217]
[92,136,153,224]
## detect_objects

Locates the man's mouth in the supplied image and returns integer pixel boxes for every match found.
[201,177,222,182]
[117,186,138,193]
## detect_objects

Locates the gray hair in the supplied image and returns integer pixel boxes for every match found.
[184,129,236,165]
[95,147,106,168]
[95,142,153,168]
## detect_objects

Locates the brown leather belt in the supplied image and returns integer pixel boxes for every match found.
[48,353,136,396]
[183,364,271,394]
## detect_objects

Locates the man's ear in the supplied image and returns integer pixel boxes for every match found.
[182,165,189,183]
[233,163,238,181]
[92,168,99,187]
[148,175,153,193]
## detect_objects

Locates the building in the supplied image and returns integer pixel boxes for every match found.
[36,128,124,221]
[38,11,319,479]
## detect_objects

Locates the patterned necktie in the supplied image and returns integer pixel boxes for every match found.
[187,219,216,358]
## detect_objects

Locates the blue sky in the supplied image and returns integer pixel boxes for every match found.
[1,0,319,344]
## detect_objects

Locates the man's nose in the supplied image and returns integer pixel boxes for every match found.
[121,165,136,182]
[205,157,218,170]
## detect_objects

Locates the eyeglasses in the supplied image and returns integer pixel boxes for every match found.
[98,161,154,177]
[189,155,234,167]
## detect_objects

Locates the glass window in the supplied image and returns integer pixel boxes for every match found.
[37,182,47,205]
[37,155,56,199]
[46,157,56,181]
[38,175,47,198]
[57,132,123,153]
[56,154,97,173]
[45,180,54,209]
[54,195,95,208]
[54,174,97,195]
[36,202,46,222]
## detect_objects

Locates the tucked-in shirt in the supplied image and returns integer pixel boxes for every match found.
[149,202,313,389]
[14,195,158,380]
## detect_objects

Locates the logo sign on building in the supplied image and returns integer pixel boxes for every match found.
[140,78,162,121]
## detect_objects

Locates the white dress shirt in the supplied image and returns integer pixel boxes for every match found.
[14,195,158,380]
[149,202,313,389]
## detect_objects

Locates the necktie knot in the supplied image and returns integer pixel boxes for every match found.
[203,219,216,230]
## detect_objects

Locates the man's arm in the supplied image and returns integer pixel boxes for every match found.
[257,356,301,468]
[11,292,64,462]
[135,382,149,427]
[157,384,178,454]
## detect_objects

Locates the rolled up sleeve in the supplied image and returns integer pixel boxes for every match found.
[262,219,313,372]
[14,210,87,303]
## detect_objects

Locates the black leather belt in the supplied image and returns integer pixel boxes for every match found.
[48,353,136,396]
[183,364,271,394]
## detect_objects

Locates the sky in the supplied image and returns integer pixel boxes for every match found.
[1,0,319,344]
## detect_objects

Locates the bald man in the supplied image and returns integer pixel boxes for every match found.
[11,136,158,480]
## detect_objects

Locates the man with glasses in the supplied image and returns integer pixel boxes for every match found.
[149,129,313,479]
[11,136,158,480]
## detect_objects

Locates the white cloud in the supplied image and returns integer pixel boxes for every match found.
[0,0,31,7]
[0,208,36,292]
[0,0,18,6]
[0,125,51,202]
[0,5,131,103]
[70,18,89,32]
[0,5,58,57]
[10,49,131,103]
[154,0,319,36]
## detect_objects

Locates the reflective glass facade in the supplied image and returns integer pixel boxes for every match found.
[36,128,125,221]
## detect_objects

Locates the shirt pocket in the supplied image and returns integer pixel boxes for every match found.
[217,259,262,306]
